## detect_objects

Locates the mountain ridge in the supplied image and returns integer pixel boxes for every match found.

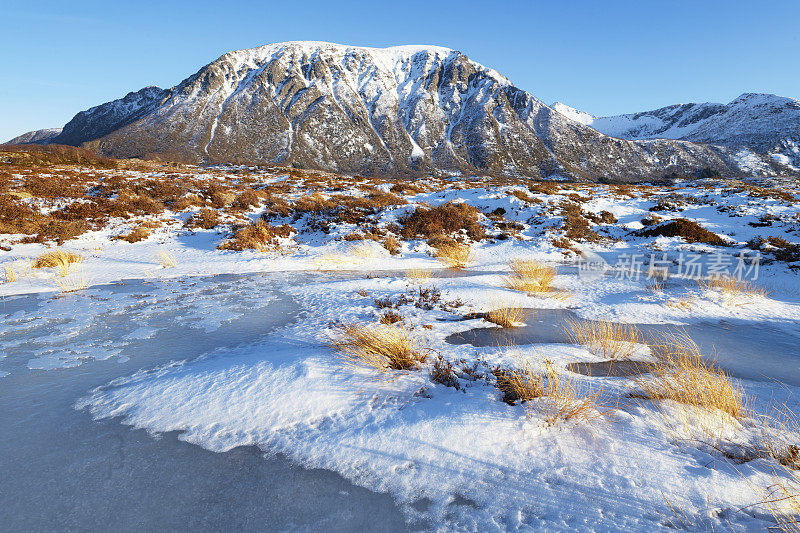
[9,41,798,180]
[552,93,800,169]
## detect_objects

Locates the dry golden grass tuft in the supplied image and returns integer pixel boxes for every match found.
[405,267,434,284]
[485,302,529,328]
[701,275,770,305]
[495,360,544,404]
[500,358,610,427]
[634,330,745,440]
[31,250,83,277]
[764,473,800,532]
[752,407,800,531]
[434,243,474,269]
[331,323,425,372]
[537,361,610,427]
[644,280,664,294]
[52,265,87,293]
[157,250,177,269]
[3,263,18,282]
[318,242,382,268]
[382,235,402,255]
[561,317,642,360]
[758,408,800,470]
[666,295,695,310]
[502,260,568,299]
[114,225,151,243]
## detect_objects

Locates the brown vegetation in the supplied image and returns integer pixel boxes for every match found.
[638,218,728,246]
[218,219,293,251]
[401,202,485,241]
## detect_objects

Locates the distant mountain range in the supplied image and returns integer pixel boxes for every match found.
[552,93,800,170]
[7,41,798,180]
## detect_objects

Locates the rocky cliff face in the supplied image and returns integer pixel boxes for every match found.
[31,42,797,180]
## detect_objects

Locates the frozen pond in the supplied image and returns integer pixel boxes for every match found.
[446,309,800,386]
[0,274,408,532]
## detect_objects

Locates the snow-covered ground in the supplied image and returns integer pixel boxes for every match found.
[1,163,799,530]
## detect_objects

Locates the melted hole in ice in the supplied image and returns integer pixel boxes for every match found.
[445,309,800,386]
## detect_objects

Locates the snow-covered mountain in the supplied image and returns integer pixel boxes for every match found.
[16,42,797,179]
[53,86,166,147]
[6,128,62,145]
[552,93,800,169]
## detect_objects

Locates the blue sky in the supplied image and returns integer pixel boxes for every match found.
[2,0,798,141]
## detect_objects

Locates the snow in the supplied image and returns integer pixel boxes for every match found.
[2,167,799,530]
[550,102,595,125]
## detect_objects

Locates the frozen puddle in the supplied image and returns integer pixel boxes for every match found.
[0,273,408,532]
[446,309,800,386]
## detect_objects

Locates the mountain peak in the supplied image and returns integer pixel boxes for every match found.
[17,42,797,180]
[550,102,595,125]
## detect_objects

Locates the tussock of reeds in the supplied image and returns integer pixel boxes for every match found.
[701,275,770,305]
[495,361,543,404]
[763,471,800,532]
[666,295,695,310]
[498,358,608,427]
[318,242,381,268]
[3,263,18,282]
[53,266,87,293]
[157,250,177,268]
[434,243,474,269]
[31,250,83,276]
[634,330,745,439]
[561,317,642,360]
[485,303,529,328]
[645,280,664,294]
[331,323,425,372]
[405,267,433,284]
[502,260,567,298]
[536,361,609,427]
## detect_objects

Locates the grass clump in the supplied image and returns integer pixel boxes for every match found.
[638,218,728,246]
[433,242,474,269]
[4,263,18,282]
[185,208,220,230]
[536,361,609,427]
[495,362,544,405]
[635,330,745,426]
[498,359,609,427]
[157,250,177,268]
[31,250,83,276]
[331,323,425,372]
[401,202,485,241]
[502,260,567,298]
[53,267,87,293]
[405,267,433,284]
[485,303,529,328]
[561,317,643,361]
[114,225,150,243]
[382,235,402,255]
[219,220,293,252]
[700,275,770,305]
